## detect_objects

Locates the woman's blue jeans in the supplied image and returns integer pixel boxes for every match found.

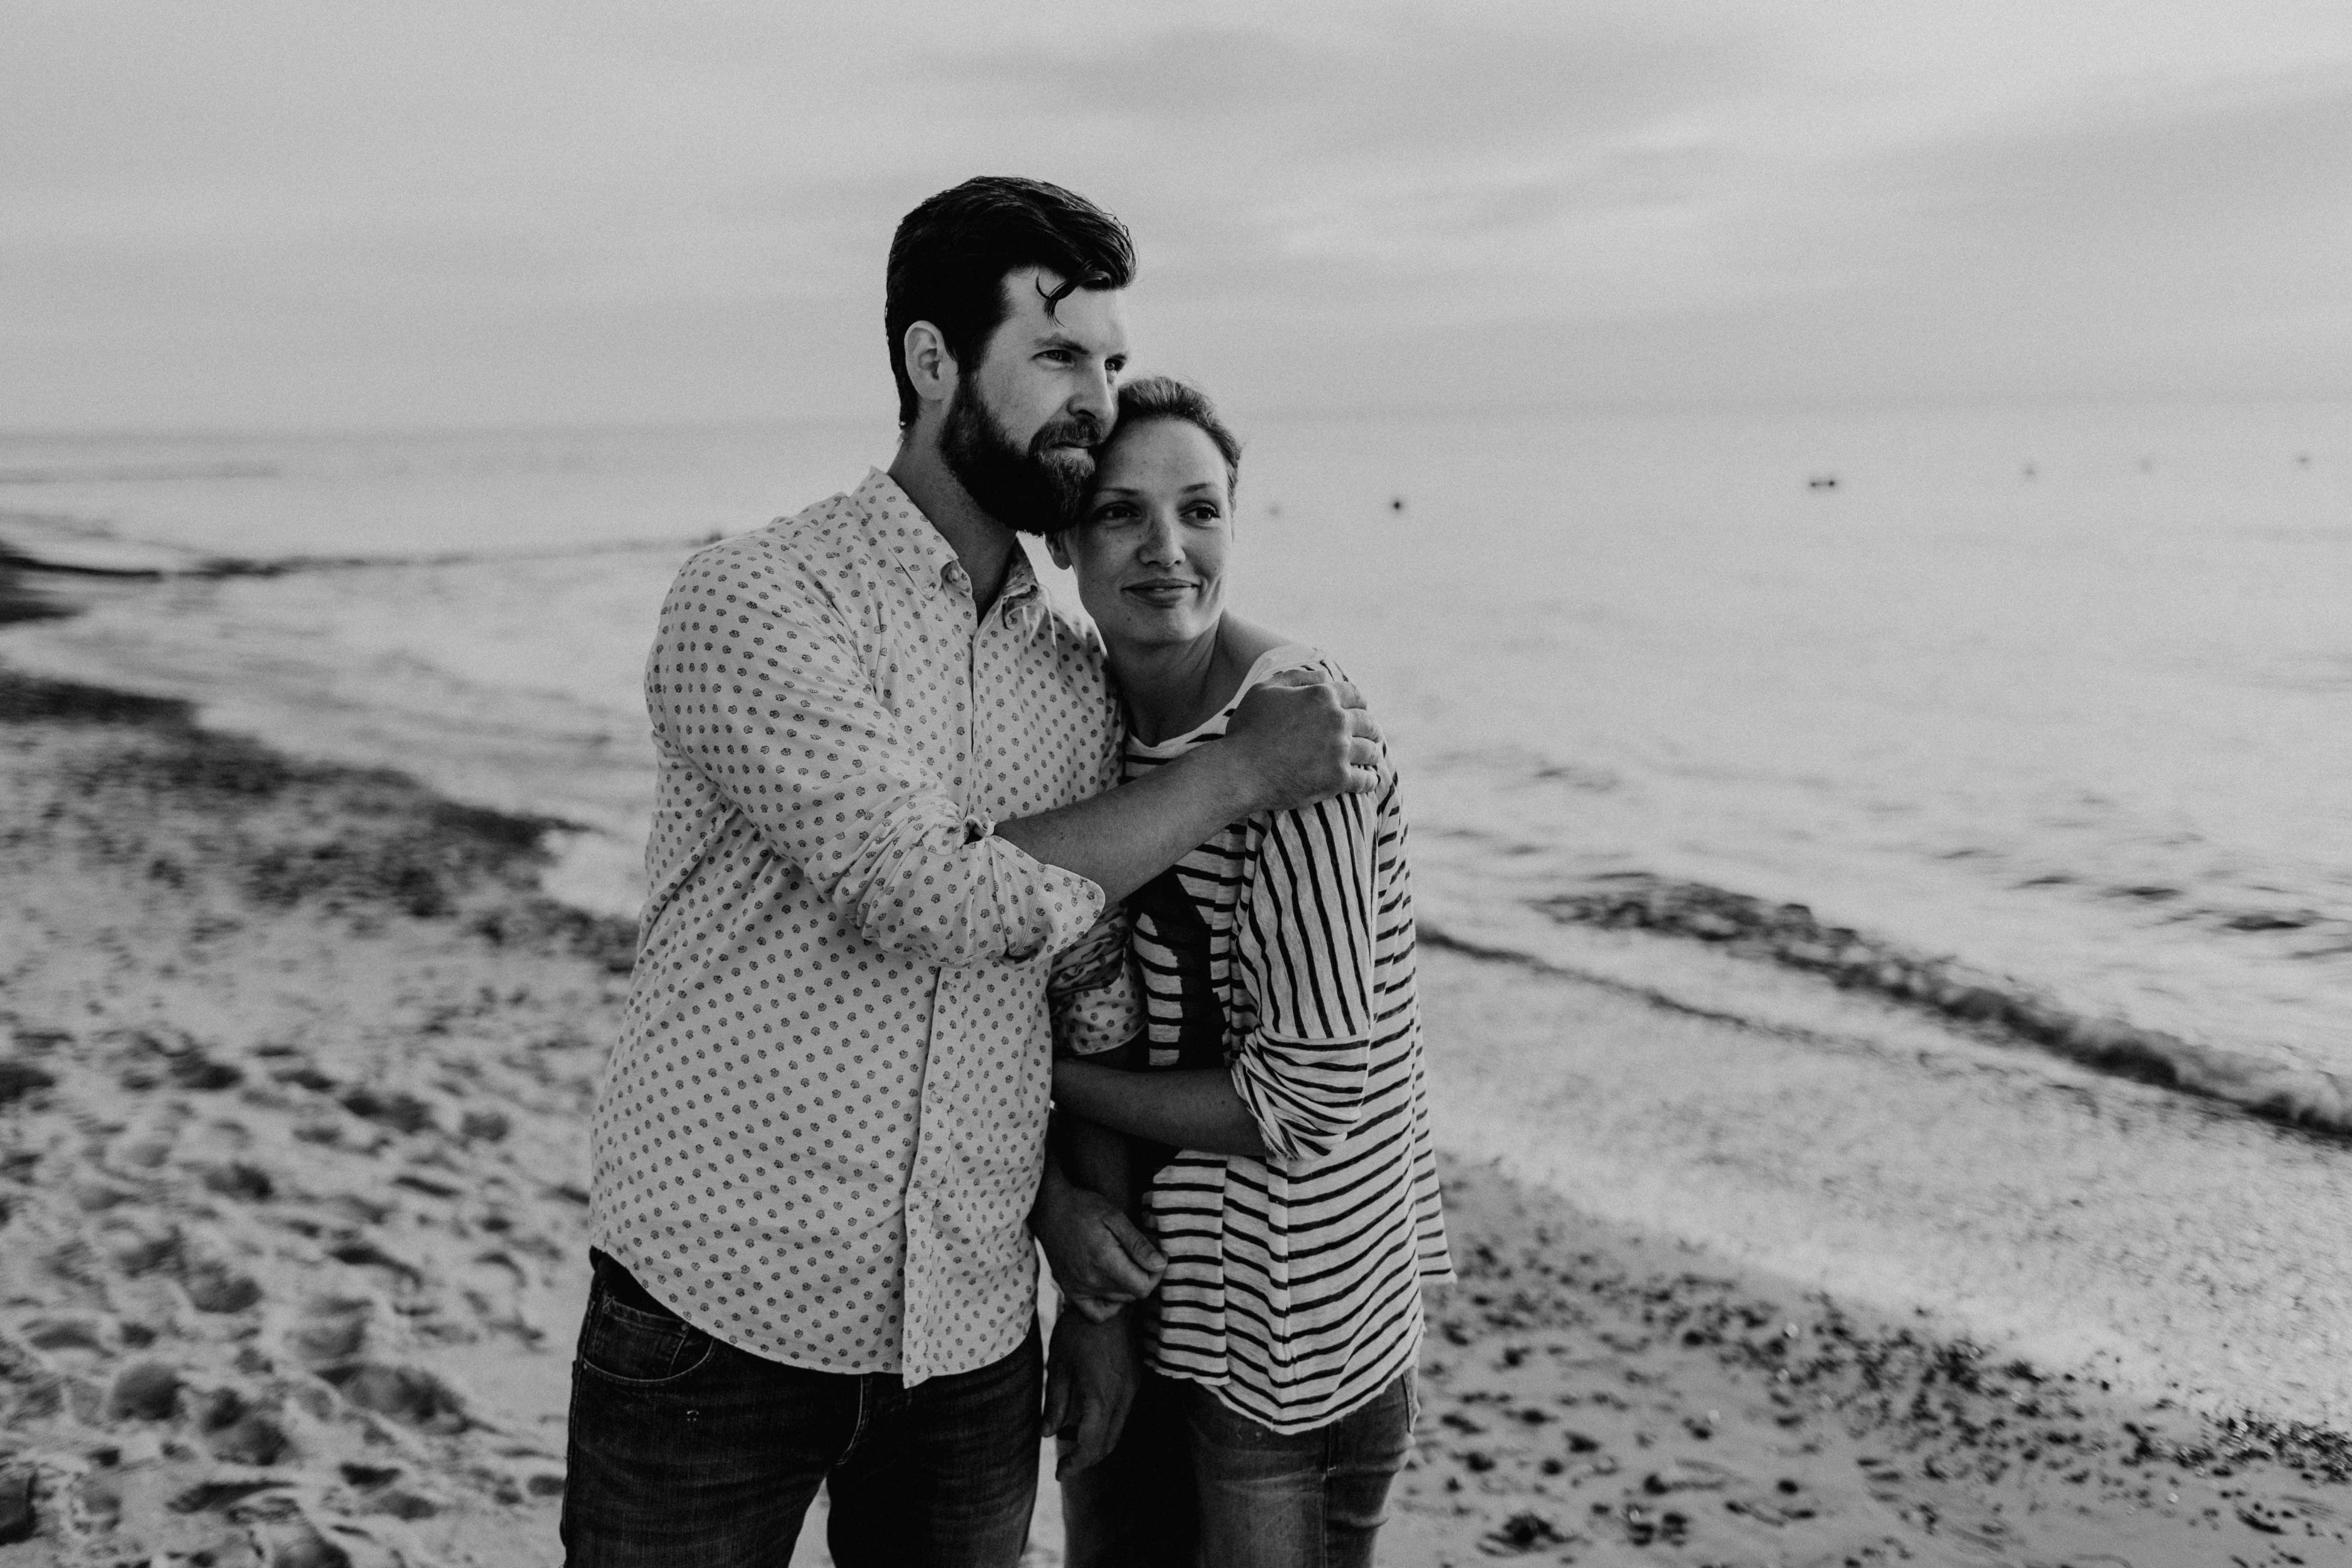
[1062,1368,1417,1568]
[559,1252,1041,1568]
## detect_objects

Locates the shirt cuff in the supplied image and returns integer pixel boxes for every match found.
[982,833,1106,966]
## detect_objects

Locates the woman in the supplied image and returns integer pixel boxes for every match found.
[1047,376,1453,1568]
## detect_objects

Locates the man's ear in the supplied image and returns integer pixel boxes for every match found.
[1044,532,1074,570]
[900,320,958,413]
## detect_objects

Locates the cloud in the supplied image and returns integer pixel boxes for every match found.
[2,0,2348,425]
[944,11,1759,157]
[1723,65,2352,365]
[913,9,1781,346]
[1863,66,2352,244]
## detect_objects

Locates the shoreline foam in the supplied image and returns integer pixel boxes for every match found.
[1424,866,2352,1144]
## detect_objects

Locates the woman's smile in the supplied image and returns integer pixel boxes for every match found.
[1125,578,1199,607]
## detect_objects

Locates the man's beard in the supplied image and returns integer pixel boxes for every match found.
[940,381,1102,536]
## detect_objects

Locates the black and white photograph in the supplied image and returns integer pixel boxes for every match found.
[3,4,2350,1564]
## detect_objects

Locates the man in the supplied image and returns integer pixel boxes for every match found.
[561,177,1382,1568]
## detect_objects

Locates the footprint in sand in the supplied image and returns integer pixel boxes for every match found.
[290,1295,378,1364]
[320,1363,471,1436]
[201,1160,277,1202]
[20,1314,111,1354]
[182,1257,265,1313]
[263,1522,358,1568]
[170,1477,292,1513]
[190,1385,298,1466]
[289,1296,471,1434]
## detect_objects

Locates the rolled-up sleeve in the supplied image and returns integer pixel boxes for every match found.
[1228,794,1379,1164]
[1049,910,1143,1059]
[646,548,1103,968]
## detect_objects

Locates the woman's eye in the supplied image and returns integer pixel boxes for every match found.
[1185,504,1224,524]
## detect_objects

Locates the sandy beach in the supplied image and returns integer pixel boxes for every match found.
[4,563,2351,1565]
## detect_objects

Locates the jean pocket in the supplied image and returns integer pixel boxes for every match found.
[1184,1382,1301,1457]
[578,1291,719,1387]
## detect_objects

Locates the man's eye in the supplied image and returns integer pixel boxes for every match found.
[1039,350,1073,365]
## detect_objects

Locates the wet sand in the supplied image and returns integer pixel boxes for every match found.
[3,651,2347,1565]
[1390,1158,2348,1566]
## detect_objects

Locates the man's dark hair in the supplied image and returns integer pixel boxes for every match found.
[1111,375,1244,492]
[886,177,1137,429]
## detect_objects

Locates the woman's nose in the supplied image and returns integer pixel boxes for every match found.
[1138,513,1184,565]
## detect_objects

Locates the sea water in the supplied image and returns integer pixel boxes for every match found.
[4,402,2348,1080]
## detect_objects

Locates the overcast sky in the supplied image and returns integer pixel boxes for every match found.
[7,0,2350,430]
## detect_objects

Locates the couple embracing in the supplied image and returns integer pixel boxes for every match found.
[561,177,1452,1568]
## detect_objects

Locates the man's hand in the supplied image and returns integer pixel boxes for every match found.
[1223,670,1384,815]
[1043,1311,1136,1478]
[1033,1162,1165,1322]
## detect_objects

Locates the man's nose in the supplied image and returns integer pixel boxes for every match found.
[1067,363,1115,428]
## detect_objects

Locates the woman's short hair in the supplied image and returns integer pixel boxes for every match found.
[1108,376,1243,494]
[886,177,1136,429]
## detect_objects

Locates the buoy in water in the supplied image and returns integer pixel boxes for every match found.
[1806,474,1838,491]
[1389,497,1405,513]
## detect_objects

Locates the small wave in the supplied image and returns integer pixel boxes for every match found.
[0,569,76,626]
[0,530,711,583]
[2077,878,2352,949]
[185,534,708,578]
[1425,744,1622,795]
[0,539,172,579]
[2242,525,2352,544]
[1436,873,2352,1140]
[0,462,279,486]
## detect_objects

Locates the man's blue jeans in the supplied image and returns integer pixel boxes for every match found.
[560,1252,1041,1568]
[1063,1368,1416,1568]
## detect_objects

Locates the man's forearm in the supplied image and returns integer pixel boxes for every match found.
[1054,1061,1268,1158]
[995,745,1259,904]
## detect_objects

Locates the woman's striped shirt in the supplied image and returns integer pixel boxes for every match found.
[1121,645,1452,1434]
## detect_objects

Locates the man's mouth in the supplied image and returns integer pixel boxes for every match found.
[1125,580,1195,607]
[1036,419,1103,456]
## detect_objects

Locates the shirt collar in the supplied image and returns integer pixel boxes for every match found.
[855,468,961,595]
[998,552,1047,637]
[855,467,1050,633]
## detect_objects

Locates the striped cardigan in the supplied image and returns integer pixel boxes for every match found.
[1119,645,1452,1433]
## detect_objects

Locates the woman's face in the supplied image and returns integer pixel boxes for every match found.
[1053,417,1234,654]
